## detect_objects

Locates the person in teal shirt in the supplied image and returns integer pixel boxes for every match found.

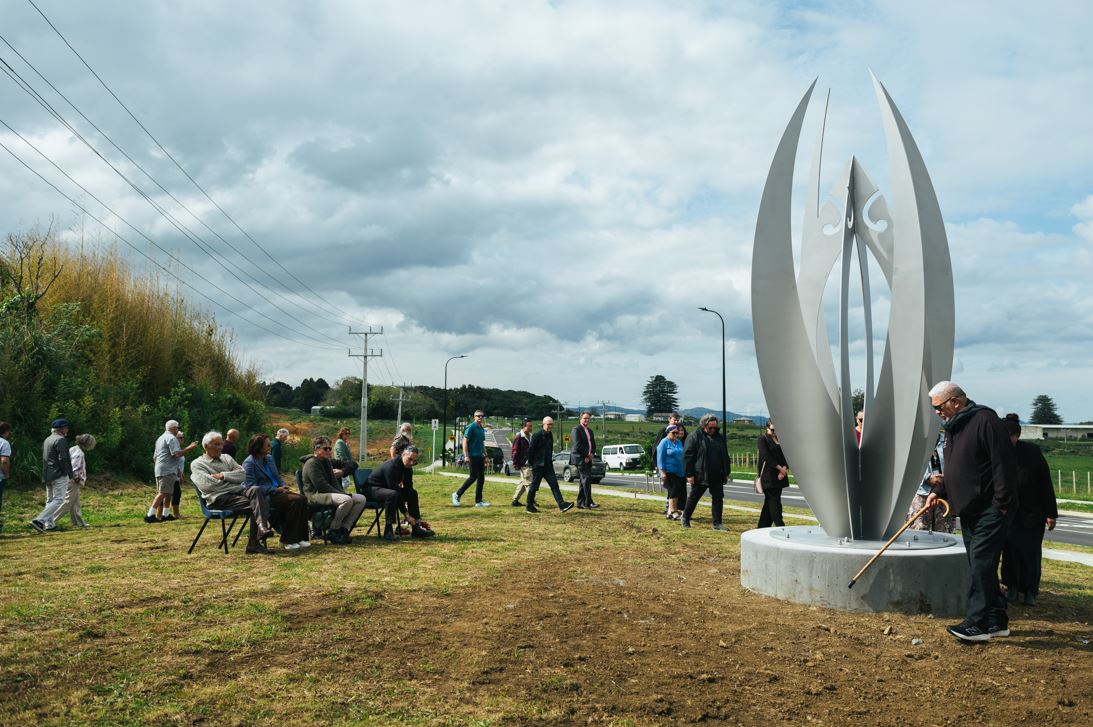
[452,410,489,507]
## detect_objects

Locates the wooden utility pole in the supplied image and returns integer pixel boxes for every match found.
[348,326,382,463]
[391,385,411,433]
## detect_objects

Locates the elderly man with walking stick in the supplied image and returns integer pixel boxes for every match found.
[925,381,1017,642]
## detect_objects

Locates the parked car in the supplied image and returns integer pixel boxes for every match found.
[553,451,605,483]
[601,443,644,470]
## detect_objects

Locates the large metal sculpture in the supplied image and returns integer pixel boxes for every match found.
[751,74,954,540]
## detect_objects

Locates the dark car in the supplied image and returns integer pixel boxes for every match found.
[552,451,605,484]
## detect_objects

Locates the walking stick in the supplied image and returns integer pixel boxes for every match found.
[847,498,950,589]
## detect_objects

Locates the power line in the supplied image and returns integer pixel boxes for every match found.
[0,31,353,332]
[0,129,346,353]
[25,0,363,325]
[0,55,343,347]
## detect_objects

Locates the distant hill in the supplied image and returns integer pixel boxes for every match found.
[571,402,768,426]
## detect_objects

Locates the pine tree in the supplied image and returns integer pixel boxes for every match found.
[642,374,679,416]
[1029,394,1062,425]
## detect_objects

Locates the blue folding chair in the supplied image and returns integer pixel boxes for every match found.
[187,483,252,554]
[352,468,390,539]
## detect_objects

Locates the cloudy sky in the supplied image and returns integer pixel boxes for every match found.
[1,0,1091,419]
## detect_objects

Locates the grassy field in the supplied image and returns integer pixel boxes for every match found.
[1,474,1092,725]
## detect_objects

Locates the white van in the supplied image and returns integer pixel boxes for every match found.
[601,443,644,470]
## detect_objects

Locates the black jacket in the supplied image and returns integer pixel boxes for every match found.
[935,402,1017,517]
[683,430,730,485]
[367,456,413,491]
[528,428,554,469]
[570,424,596,465]
[757,434,789,490]
[1012,441,1058,526]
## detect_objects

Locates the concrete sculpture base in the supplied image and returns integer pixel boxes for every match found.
[740,526,969,615]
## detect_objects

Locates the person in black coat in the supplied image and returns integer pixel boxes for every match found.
[756,420,790,528]
[926,382,1017,642]
[681,415,730,530]
[367,447,434,539]
[526,417,573,514]
[999,415,1056,605]
[570,411,599,509]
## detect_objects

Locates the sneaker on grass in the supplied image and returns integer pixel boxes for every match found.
[474,501,491,508]
[451,492,461,507]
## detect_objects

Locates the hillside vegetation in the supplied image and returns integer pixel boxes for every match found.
[0,226,263,485]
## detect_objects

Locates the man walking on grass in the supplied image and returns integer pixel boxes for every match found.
[31,419,73,533]
[925,381,1017,642]
[526,417,574,514]
[681,414,730,531]
[452,410,489,507]
[511,418,533,507]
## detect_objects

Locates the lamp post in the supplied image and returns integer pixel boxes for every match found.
[698,307,727,430]
[442,354,467,466]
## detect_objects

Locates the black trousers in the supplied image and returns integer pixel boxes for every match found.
[363,484,400,526]
[576,459,596,506]
[172,480,182,508]
[457,455,486,502]
[960,505,1014,628]
[528,466,565,509]
[683,480,724,525]
[1000,520,1046,596]
[757,488,784,528]
[401,485,422,521]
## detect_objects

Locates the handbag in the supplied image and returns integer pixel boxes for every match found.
[754,461,766,494]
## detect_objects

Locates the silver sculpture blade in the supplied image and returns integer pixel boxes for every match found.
[752,75,954,540]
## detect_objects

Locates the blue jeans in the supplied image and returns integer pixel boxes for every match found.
[960,505,1014,628]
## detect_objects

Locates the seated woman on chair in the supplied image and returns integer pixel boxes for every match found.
[242,434,311,550]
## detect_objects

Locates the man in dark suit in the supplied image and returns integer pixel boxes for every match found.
[570,411,599,509]
[526,417,574,514]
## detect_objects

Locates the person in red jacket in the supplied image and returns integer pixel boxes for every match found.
[510,419,533,507]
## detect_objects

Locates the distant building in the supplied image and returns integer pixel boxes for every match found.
[604,411,625,420]
[624,414,646,423]
[733,417,754,425]
[650,413,672,422]
[1020,424,1093,441]
[310,405,335,416]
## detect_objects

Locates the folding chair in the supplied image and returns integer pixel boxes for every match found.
[352,468,391,538]
[187,483,252,554]
[296,469,339,542]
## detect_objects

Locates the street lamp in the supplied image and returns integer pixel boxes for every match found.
[698,307,727,430]
[442,354,467,466]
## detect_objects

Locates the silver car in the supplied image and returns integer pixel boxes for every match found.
[553,451,605,484]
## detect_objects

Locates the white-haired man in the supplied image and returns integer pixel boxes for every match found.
[146,420,197,523]
[191,430,274,555]
[390,422,413,459]
[925,381,1017,642]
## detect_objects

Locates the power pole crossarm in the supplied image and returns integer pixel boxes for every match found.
[348,326,383,464]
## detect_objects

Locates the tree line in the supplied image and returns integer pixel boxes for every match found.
[263,377,568,422]
[0,227,264,486]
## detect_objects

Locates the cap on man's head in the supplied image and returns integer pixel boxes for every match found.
[51,418,71,429]
[666,425,679,433]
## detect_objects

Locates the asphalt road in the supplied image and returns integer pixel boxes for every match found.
[597,473,1093,548]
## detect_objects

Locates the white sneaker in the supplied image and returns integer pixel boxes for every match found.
[298,541,311,548]
[284,542,301,550]
[451,492,461,507]
[475,501,491,508]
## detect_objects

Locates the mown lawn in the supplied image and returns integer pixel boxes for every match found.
[1,474,1091,726]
